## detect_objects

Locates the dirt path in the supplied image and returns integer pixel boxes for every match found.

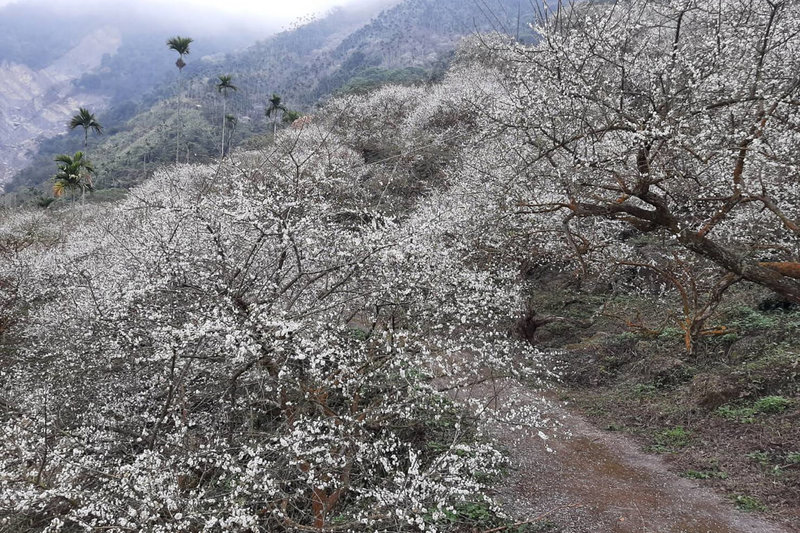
[450,378,793,533]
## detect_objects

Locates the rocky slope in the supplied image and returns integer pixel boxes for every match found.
[0,28,121,187]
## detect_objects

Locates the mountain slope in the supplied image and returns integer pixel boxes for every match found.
[223,0,538,106]
[2,0,540,195]
[0,0,276,191]
[0,28,121,186]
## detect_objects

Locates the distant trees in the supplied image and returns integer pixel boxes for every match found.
[166,36,193,163]
[216,74,237,158]
[52,151,94,202]
[68,107,103,148]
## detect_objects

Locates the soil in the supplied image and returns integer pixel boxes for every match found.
[449,377,795,533]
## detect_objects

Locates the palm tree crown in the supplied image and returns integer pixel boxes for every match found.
[216,75,237,95]
[166,36,193,70]
[265,93,287,118]
[68,107,103,148]
[53,151,95,201]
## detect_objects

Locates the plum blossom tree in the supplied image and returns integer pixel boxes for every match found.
[0,86,547,531]
[474,0,800,304]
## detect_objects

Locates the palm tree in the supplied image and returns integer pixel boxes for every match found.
[282,109,301,125]
[166,36,192,71]
[265,93,288,137]
[52,152,95,204]
[68,108,103,148]
[167,36,193,163]
[216,75,237,158]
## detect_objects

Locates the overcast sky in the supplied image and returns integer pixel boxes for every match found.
[147,0,362,21]
[0,0,377,25]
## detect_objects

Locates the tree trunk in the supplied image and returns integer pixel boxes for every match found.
[678,229,800,303]
[221,97,226,159]
[176,67,183,164]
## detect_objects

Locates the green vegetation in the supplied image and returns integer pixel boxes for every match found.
[725,306,777,334]
[747,451,771,465]
[681,469,728,480]
[68,107,103,148]
[265,93,288,136]
[753,395,793,413]
[52,151,94,202]
[716,396,793,423]
[716,405,759,423]
[336,66,431,95]
[652,427,691,452]
[731,494,767,512]
[439,501,554,532]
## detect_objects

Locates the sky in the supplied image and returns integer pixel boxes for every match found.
[169,0,351,20]
[0,0,373,25]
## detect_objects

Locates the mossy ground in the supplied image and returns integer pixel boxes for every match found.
[528,283,800,525]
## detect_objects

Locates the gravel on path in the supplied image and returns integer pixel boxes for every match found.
[449,378,793,533]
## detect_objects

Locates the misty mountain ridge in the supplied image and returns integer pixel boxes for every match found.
[1,0,537,194]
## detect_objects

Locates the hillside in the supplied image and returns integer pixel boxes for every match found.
[226,0,538,104]
[0,0,278,191]
[0,27,121,187]
[1,0,799,531]
[2,0,538,195]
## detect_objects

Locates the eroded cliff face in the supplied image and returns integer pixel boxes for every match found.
[0,27,121,190]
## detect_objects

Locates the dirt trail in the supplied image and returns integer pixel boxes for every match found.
[450,378,793,533]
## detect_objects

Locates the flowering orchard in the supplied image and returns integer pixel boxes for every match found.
[455,0,800,351]
[3,0,800,530]
[0,78,545,532]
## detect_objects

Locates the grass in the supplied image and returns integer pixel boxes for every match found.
[726,306,777,333]
[753,395,792,413]
[716,405,757,423]
[731,494,766,512]
[746,451,770,465]
[438,501,553,532]
[652,426,691,452]
[631,383,658,395]
[716,395,793,423]
[745,450,800,478]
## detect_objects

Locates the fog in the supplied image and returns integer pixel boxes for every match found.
[0,0,397,34]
